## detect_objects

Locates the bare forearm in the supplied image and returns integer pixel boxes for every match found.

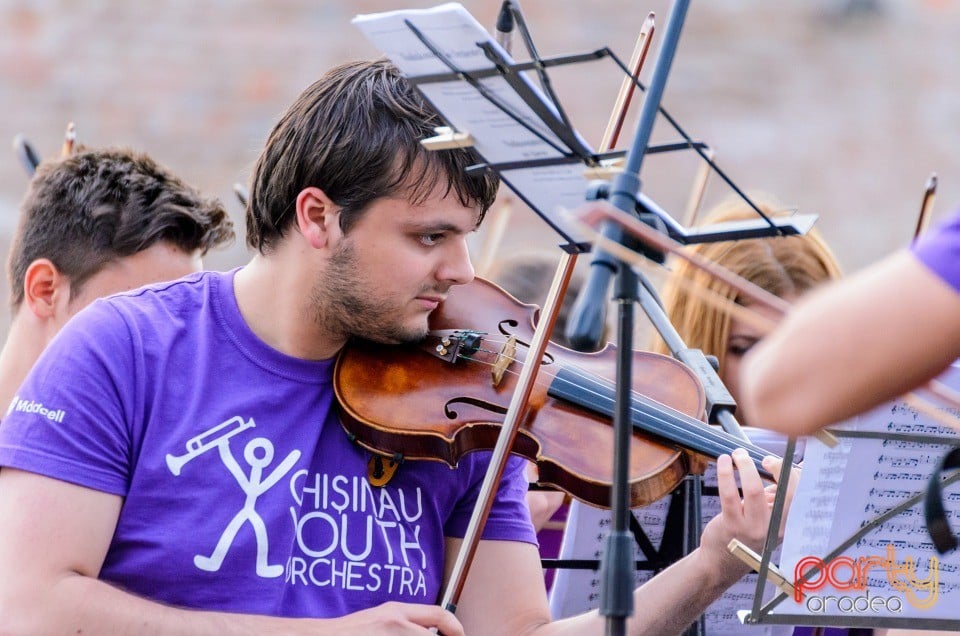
[3,573,465,635]
[741,251,960,435]
[533,548,746,636]
[628,549,745,635]
[458,454,778,636]
[3,574,310,636]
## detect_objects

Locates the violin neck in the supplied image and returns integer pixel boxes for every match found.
[548,366,778,479]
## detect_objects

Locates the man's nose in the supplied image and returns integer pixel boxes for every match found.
[439,237,475,286]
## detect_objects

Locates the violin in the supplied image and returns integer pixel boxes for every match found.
[335,277,778,508]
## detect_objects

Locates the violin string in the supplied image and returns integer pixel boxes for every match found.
[550,370,773,464]
[459,323,960,444]
[452,345,773,464]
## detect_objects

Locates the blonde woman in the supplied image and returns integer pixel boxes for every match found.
[651,193,841,425]
[550,194,849,636]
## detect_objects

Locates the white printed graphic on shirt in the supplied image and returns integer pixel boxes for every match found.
[285,470,429,597]
[6,395,66,423]
[165,415,430,595]
[166,416,301,578]
[165,415,256,476]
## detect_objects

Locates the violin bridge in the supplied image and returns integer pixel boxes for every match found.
[491,335,517,387]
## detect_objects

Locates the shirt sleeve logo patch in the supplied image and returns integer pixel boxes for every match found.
[7,397,66,423]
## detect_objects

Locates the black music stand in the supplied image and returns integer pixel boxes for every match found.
[740,393,960,631]
[354,3,816,634]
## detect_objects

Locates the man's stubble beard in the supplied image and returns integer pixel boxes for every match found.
[309,239,431,345]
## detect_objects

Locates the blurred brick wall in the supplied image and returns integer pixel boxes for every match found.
[0,0,957,335]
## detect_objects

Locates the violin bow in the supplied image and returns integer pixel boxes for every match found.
[442,13,660,613]
[233,182,249,207]
[599,12,654,151]
[585,225,781,335]
[439,251,578,613]
[682,145,714,227]
[12,134,41,176]
[475,14,654,279]
[61,121,76,158]
[913,172,937,240]
[570,202,792,314]
[903,172,960,422]
[566,203,852,444]
[569,202,960,434]
[13,121,77,179]
[921,378,960,416]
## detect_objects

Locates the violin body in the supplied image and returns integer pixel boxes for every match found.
[335,277,709,509]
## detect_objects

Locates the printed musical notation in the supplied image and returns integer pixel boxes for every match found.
[777,363,960,625]
[548,428,798,636]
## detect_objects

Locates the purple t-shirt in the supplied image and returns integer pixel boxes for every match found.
[0,269,535,617]
[912,208,960,292]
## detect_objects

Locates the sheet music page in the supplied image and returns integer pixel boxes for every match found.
[776,363,960,625]
[354,3,820,247]
[549,428,798,635]
[353,3,597,243]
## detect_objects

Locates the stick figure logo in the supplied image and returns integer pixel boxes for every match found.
[167,416,302,578]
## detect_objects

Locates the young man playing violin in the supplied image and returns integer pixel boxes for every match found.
[0,59,793,635]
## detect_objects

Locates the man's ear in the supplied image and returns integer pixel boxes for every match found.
[22,259,69,320]
[296,187,342,250]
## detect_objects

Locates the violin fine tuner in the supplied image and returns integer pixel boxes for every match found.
[426,330,483,363]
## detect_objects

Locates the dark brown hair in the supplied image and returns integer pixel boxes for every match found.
[245,58,499,253]
[8,146,234,309]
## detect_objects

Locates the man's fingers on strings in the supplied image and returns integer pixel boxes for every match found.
[761,454,801,537]
[731,449,767,523]
[731,448,763,487]
[761,455,783,482]
[762,455,801,501]
[715,453,743,516]
[760,455,801,486]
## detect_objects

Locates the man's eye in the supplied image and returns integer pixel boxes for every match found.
[420,233,443,246]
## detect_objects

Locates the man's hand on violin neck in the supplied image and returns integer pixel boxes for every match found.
[697,449,786,582]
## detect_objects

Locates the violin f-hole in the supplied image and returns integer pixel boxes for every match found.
[444,397,509,420]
